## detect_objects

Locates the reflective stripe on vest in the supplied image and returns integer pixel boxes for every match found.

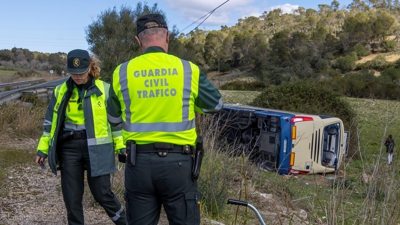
[85,80,113,146]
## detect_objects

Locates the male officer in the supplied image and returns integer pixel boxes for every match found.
[107,14,223,225]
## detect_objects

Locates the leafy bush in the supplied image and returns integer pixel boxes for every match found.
[336,55,356,73]
[381,66,400,81]
[324,52,335,60]
[382,40,397,52]
[369,54,387,69]
[251,81,358,158]
[315,58,330,71]
[219,62,231,73]
[352,43,368,59]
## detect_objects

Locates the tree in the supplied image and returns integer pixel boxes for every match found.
[269,31,291,66]
[86,3,165,81]
[331,0,340,11]
[232,31,254,67]
[203,31,226,70]
[14,49,28,68]
[179,28,208,67]
[0,49,15,62]
[167,26,192,63]
[48,53,64,74]
[318,4,333,15]
[371,10,395,42]
[336,55,356,72]
[219,35,234,66]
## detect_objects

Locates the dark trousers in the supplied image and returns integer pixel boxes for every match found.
[125,153,200,225]
[60,138,127,225]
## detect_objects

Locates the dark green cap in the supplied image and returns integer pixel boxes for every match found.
[67,49,90,74]
[136,14,168,35]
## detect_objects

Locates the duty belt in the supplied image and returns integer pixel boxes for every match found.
[135,142,194,156]
[60,130,87,141]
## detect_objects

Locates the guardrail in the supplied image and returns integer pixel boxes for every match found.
[0,77,69,105]
[0,78,44,91]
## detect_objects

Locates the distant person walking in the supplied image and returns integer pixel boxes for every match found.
[35,49,127,225]
[384,134,395,165]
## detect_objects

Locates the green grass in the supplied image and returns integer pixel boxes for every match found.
[0,66,23,77]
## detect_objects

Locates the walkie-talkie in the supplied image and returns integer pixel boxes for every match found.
[192,136,204,180]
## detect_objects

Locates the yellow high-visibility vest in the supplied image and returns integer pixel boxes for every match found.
[111,52,200,145]
[37,78,125,176]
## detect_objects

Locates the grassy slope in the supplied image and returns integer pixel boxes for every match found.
[0,77,398,223]
[220,90,400,223]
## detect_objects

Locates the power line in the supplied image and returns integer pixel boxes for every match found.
[0,36,84,41]
[180,0,229,33]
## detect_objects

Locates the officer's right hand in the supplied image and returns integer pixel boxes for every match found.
[35,156,46,166]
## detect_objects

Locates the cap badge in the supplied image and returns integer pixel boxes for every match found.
[73,58,80,67]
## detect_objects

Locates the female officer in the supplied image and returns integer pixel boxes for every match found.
[35,49,127,225]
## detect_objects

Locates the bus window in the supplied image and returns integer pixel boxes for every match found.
[322,124,340,168]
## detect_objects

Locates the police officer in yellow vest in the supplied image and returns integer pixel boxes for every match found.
[107,14,223,225]
[35,49,127,225]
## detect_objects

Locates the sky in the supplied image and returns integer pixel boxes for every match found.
[0,0,352,54]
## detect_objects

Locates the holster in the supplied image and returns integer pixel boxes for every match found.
[126,140,136,167]
[118,153,126,163]
[192,136,204,181]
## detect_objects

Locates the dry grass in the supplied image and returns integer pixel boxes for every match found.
[220,90,260,105]
[0,102,46,138]
[0,67,63,84]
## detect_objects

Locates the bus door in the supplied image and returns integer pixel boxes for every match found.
[256,114,280,171]
[290,116,315,173]
[255,112,292,174]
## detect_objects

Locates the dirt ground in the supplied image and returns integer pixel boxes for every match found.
[355,52,400,64]
[0,135,172,225]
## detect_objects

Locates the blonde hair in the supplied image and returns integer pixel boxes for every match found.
[88,58,101,79]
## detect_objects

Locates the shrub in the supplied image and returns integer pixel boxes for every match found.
[336,55,356,73]
[324,52,335,60]
[251,81,358,158]
[370,54,387,69]
[382,40,397,52]
[315,58,330,71]
[352,43,368,59]
[381,66,400,81]
[219,62,231,73]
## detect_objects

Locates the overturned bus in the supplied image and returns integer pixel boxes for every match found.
[217,103,350,175]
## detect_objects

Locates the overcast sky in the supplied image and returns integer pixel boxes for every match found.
[0,0,352,54]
